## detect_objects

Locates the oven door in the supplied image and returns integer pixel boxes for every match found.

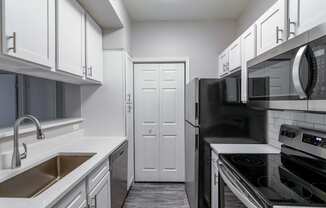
[218,162,262,208]
[247,43,317,111]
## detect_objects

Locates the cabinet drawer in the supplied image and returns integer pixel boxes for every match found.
[53,181,87,208]
[87,159,110,191]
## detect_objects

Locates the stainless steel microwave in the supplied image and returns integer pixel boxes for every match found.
[247,23,326,112]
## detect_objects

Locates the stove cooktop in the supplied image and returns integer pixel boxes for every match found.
[220,152,326,207]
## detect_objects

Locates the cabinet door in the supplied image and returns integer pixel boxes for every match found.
[3,0,55,68]
[228,38,241,72]
[86,14,103,82]
[88,172,111,208]
[57,0,85,77]
[256,0,285,55]
[218,50,229,77]
[288,0,326,38]
[241,25,256,103]
[54,181,87,208]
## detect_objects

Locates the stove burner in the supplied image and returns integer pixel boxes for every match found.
[231,155,266,167]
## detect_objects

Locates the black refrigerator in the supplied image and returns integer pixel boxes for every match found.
[185,75,266,208]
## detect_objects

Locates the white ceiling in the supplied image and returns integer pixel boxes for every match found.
[122,0,250,22]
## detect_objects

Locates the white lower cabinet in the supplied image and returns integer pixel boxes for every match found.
[88,172,111,208]
[53,181,87,208]
[53,160,111,208]
[211,151,219,208]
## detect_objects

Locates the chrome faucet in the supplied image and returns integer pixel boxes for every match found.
[12,115,45,169]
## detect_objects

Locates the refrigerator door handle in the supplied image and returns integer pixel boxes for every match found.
[195,134,199,150]
[195,102,199,122]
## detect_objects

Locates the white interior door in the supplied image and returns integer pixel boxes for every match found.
[135,63,185,182]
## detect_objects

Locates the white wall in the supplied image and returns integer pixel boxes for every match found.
[81,50,126,137]
[131,20,237,79]
[236,0,277,35]
[103,0,131,53]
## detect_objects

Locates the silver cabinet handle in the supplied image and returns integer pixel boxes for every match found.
[276,26,283,44]
[128,104,132,113]
[292,45,308,99]
[7,32,16,53]
[288,19,296,38]
[82,66,86,76]
[214,173,217,185]
[87,66,93,77]
[89,197,96,208]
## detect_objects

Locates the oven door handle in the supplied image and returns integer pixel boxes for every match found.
[219,164,262,208]
[292,45,308,99]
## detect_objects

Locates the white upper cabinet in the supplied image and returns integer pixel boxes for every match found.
[288,0,326,39]
[241,25,256,103]
[3,0,55,68]
[218,49,229,78]
[86,14,103,82]
[56,0,86,77]
[228,38,241,72]
[256,0,286,55]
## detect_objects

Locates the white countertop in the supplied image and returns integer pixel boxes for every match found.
[211,144,280,155]
[0,131,126,208]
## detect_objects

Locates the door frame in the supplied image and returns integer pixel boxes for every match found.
[133,57,190,182]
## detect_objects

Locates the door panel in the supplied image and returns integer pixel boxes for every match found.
[135,63,185,182]
[4,0,54,67]
[256,0,285,55]
[229,38,241,71]
[159,64,185,181]
[241,25,256,102]
[289,0,326,38]
[57,0,85,77]
[135,64,160,181]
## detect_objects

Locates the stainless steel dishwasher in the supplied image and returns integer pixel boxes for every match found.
[109,141,128,208]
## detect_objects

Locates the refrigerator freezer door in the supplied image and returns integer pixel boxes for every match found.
[185,121,199,208]
[186,78,199,126]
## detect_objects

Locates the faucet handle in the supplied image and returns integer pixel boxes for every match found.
[20,143,27,160]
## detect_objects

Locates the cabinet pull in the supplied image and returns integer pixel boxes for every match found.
[89,197,96,208]
[288,19,296,38]
[7,32,16,53]
[82,66,86,76]
[214,173,217,185]
[87,66,93,77]
[276,26,283,44]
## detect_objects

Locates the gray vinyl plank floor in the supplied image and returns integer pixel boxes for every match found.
[123,183,190,208]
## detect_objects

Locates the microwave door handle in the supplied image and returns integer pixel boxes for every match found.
[292,45,308,99]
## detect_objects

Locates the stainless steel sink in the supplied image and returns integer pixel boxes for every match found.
[0,153,95,198]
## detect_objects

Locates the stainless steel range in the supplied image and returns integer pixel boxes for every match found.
[218,125,326,208]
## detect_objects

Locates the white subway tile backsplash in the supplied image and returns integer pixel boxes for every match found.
[267,110,326,148]
[305,113,324,124]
